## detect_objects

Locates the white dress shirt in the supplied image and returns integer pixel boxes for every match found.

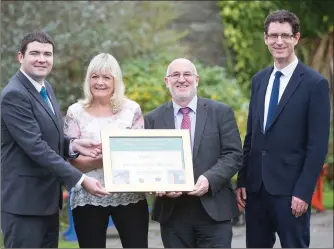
[20,69,85,187]
[263,57,299,130]
[20,69,55,114]
[172,95,197,151]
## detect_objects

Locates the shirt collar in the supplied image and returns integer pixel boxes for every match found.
[273,56,299,77]
[20,69,45,92]
[172,95,198,117]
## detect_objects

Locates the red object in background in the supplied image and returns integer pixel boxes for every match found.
[311,164,327,212]
[63,191,69,201]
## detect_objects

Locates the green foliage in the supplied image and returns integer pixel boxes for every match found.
[0,232,3,248]
[326,123,334,164]
[122,54,174,114]
[195,62,249,140]
[122,53,248,139]
[218,0,334,156]
[323,182,334,209]
[58,239,79,248]
[195,61,247,113]
[217,0,334,95]
[123,53,248,113]
[273,0,334,37]
[217,1,275,95]
[0,1,188,113]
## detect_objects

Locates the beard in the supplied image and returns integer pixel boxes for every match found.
[168,84,197,102]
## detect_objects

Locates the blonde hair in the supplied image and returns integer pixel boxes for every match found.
[79,53,125,113]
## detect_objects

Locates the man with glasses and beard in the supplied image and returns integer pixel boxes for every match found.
[144,58,243,248]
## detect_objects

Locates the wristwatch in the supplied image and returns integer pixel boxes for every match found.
[69,138,80,158]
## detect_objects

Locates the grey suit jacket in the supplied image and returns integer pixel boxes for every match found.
[1,71,83,216]
[144,97,243,223]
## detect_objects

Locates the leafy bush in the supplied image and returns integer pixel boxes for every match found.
[122,53,248,139]
[218,0,334,95]
[0,1,188,113]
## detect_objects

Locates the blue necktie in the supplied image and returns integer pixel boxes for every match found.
[265,71,283,131]
[40,86,53,112]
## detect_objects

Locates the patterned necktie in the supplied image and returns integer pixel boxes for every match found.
[180,107,191,133]
[40,86,53,112]
[265,71,283,131]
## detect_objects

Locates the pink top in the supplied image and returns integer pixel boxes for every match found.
[63,98,146,209]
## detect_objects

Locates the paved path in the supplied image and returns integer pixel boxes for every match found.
[106,210,333,248]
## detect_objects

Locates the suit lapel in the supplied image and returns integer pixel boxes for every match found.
[163,98,207,161]
[192,97,207,161]
[45,83,60,117]
[258,66,274,133]
[163,101,175,129]
[266,62,304,131]
[45,83,62,129]
[16,71,61,135]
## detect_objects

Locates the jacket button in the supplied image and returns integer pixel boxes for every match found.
[262,151,266,156]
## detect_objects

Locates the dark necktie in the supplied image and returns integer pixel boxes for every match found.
[40,86,53,112]
[265,71,283,131]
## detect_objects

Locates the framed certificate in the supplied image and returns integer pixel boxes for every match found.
[100,129,194,192]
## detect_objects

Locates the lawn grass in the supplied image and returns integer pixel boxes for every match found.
[323,182,333,209]
[58,238,79,248]
[58,225,79,248]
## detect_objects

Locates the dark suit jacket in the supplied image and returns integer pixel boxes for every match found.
[237,62,330,204]
[144,97,243,224]
[1,71,83,216]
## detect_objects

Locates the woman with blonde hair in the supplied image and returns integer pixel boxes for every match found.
[64,53,148,248]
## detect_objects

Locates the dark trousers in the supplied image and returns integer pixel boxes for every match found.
[72,199,149,248]
[245,184,310,248]
[160,195,232,248]
[1,211,59,248]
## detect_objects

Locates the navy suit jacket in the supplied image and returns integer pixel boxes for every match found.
[1,71,83,216]
[237,61,330,204]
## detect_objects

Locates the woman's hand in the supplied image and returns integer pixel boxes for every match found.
[69,154,104,173]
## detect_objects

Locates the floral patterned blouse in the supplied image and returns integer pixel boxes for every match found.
[63,98,146,210]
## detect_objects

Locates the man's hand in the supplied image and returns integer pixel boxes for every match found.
[72,138,102,158]
[291,196,308,218]
[236,187,247,208]
[187,175,209,196]
[81,176,110,198]
[155,191,182,198]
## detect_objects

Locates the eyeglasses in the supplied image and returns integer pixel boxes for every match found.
[266,33,295,41]
[167,72,197,80]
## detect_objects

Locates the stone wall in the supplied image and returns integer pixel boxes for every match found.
[170,1,227,67]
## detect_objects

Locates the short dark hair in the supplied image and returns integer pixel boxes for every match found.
[264,10,300,35]
[19,30,55,56]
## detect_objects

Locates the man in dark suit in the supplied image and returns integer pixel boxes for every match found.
[144,58,243,248]
[1,31,110,248]
[236,10,330,248]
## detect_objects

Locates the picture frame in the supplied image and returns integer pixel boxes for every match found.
[100,129,195,192]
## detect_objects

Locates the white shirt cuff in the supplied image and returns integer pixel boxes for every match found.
[74,174,85,189]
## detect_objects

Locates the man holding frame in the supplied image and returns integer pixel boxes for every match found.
[144,58,243,248]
